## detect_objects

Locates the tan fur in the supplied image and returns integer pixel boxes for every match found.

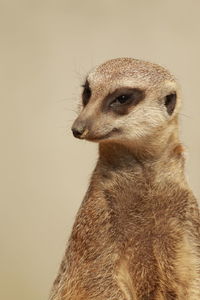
[49,58,200,300]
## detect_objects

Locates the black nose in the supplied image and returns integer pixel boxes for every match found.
[71,127,85,138]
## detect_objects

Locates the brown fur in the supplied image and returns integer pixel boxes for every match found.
[49,58,200,300]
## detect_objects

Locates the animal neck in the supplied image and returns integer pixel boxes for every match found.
[97,120,186,188]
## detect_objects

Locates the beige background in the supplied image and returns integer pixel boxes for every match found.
[0,1,199,299]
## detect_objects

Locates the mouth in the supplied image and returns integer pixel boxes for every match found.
[84,128,121,142]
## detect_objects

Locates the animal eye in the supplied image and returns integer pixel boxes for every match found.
[110,94,131,107]
[82,80,91,106]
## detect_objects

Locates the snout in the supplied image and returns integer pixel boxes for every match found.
[71,113,118,142]
[71,119,89,139]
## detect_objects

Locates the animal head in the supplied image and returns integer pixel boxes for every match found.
[71,58,181,146]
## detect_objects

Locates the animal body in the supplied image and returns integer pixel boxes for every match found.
[49,58,200,300]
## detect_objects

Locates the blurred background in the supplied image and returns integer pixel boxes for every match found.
[0,0,200,299]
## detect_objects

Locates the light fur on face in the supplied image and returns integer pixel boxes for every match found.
[72,58,181,145]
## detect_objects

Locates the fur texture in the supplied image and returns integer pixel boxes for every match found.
[49,58,200,300]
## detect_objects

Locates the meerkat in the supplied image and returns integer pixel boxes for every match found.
[49,58,200,300]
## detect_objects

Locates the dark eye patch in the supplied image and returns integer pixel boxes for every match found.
[164,93,177,115]
[103,87,145,115]
[82,80,91,106]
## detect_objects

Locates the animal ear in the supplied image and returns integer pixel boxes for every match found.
[164,93,177,115]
